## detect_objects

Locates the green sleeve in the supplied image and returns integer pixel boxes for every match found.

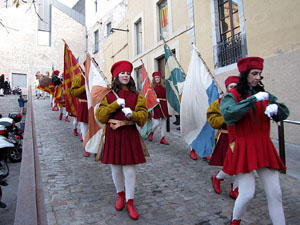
[71,75,85,97]
[220,93,257,126]
[268,93,289,122]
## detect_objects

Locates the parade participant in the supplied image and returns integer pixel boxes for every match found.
[71,73,89,156]
[51,70,60,111]
[95,60,148,220]
[208,76,239,199]
[220,57,289,225]
[148,72,170,145]
[4,78,10,95]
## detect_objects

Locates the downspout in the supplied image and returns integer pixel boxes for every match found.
[186,0,196,51]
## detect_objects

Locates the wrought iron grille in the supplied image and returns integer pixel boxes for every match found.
[217,32,242,67]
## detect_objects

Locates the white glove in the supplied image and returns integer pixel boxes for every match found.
[264,104,278,118]
[122,107,132,118]
[157,98,160,103]
[254,92,269,102]
[116,98,125,107]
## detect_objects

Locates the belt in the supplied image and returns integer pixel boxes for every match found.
[79,99,87,103]
[108,119,135,130]
[158,98,167,101]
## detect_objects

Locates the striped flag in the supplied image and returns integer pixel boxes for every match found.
[83,55,111,154]
[181,47,219,157]
[139,63,158,139]
[164,44,185,115]
[63,40,79,117]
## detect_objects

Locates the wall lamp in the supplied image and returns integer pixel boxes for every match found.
[110,28,129,33]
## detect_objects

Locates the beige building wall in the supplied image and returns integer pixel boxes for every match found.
[99,0,300,144]
[0,4,85,94]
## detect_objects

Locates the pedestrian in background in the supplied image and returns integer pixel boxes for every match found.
[18,95,27,114]
[95,60,148,220]
[220,57,289,225]
[148,71,170,145]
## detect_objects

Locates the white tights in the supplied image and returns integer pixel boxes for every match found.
[152,118,167,139]
[72,117,78,129]
[232,168,285,225]
[111,165,136,201]
[80,122,88,140]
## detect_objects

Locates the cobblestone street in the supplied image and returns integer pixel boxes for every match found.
[32,97,300,225]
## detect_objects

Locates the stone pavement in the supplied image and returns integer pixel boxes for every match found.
[1,94,300,225]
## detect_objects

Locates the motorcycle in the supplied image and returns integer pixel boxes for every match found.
[0,126,12,209]
[0,113,23,162]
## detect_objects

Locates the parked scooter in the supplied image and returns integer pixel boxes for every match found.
[0,125,13,209]
[0,113,23,162]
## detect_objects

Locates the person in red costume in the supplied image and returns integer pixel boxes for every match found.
[71,73,89,157]
[95,60,148,220]
[209,76,239,200]
[220,57,289,225]
[148,72,170,145]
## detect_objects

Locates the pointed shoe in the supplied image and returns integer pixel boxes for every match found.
[148,132,153,141]
[115,191,125,211]
[211,173,223,194]
[160,137,169,145]
[73,129,78,136]
[65,116,70,122]
[230,219,241,225]
[59,113,63,120]
[190,149,198,160]
[126,199,138,220]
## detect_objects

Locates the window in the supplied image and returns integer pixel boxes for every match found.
[94,30,99,53]
[135,19,142,55]
[158,0,168,40]
[135,67,142,92]
[216,0,245,67]
[95,0,98,13]
[107,22,112,37]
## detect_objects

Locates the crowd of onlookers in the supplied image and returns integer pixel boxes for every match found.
[0,74,22,96]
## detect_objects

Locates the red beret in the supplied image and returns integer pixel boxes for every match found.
[1,74,4,77]
[53,70,60,75]
[111,61,133,78]
[152,72,162,77]
[225,76,239,88]
[237,57,264,73]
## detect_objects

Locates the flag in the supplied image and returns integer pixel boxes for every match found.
[63,40,79,117]
[164,44,185,115]
[139,64,158,139]
[83,55,111,154]
[181,47,219,157]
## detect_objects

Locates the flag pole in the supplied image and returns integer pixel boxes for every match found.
[192,44,224,95]
[86,52,111,87]
[161,37,187,77]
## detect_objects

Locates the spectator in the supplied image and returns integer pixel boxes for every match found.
[18,95,28,114]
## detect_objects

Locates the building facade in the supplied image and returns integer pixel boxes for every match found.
[89,0,300,144]
[0,0,86,95]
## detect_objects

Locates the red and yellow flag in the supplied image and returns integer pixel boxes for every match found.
[141,64,158,111]
[63,40,79,117]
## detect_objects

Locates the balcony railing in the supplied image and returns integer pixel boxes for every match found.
[217,32,242,67]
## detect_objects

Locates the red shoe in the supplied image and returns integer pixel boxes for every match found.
[160,137,169,145]
[229,183,239,200]
[73,129,78,136]
[52,106,57,111]
[126,199,138,220]
[230,219,241,225]
[190,149,198,160]
[65,116,70,122]
[59,113,63,120]
[115,191,125,211]
[148,132,153,141]
[211,173,223,194]
[83,151,90,157]
[80,134,83,142]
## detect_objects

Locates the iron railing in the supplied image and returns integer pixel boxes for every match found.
[217,32,242,67]
[278,119,300,174]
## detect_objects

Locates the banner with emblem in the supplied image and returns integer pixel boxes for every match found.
[63,40,79,117]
